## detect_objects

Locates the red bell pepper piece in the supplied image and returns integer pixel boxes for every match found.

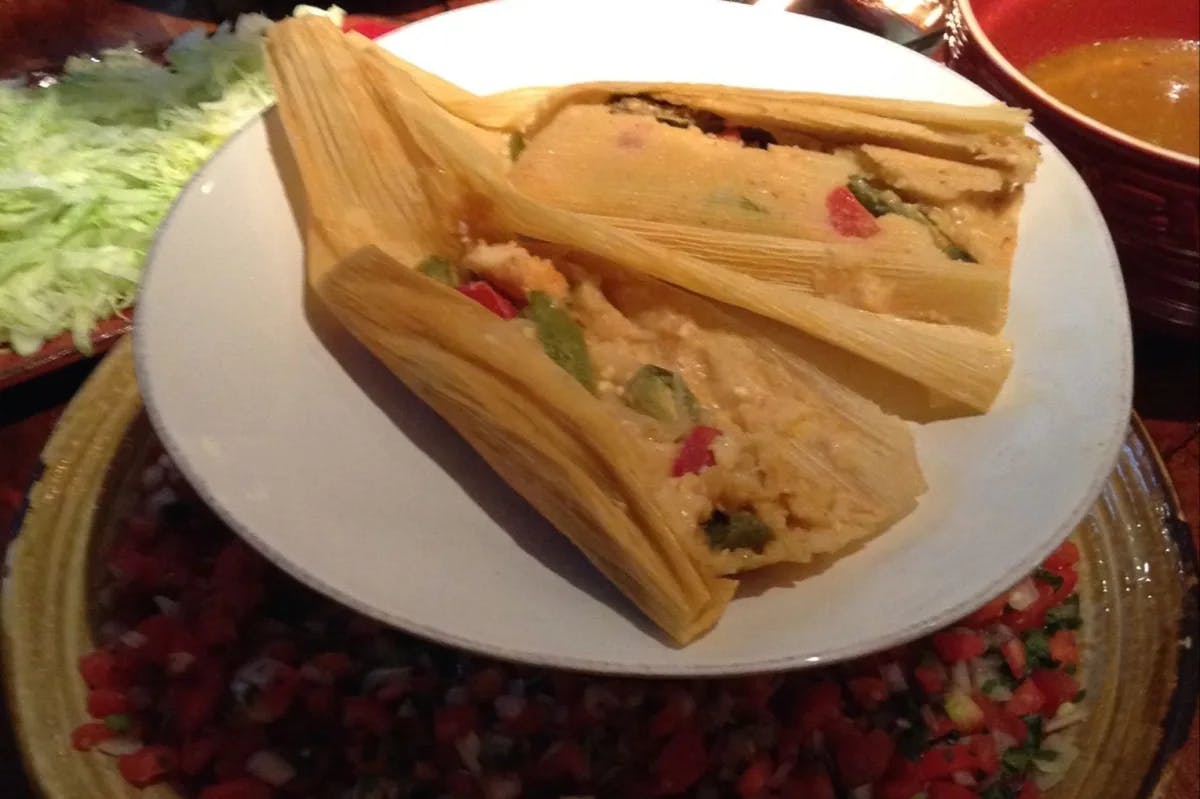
[671,426,721,477]
[1048,629,1079,667]
[1041,540,1080,572]
[1002,638,1028,679]
[653,726,708,796]
[458,280,518,319]
[343,16,401,40]
[826,186,880,238]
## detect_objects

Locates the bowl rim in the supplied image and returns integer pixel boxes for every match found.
[956,0,1200,170]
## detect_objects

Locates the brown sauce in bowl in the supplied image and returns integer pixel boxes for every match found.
[1024,38,1200,158]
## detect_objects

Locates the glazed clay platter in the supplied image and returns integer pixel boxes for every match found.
[135,0,1132,674]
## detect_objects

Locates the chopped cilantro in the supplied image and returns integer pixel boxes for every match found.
[895,722,929,761]
[1034,568,1064,590]
[1045,594,1082,632]
[1022,629,1053,669]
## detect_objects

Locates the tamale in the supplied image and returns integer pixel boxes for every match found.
[265,17,931,643]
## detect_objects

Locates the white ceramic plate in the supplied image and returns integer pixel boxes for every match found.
[135,0,1131,675]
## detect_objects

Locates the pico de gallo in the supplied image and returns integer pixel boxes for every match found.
[71,449,1086,798]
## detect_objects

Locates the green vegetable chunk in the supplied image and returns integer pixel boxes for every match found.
[703,510,773,552]
[523,291,594,391]
[104,713,132,732]
[847,174,976,263]
[624,364,699,426]
[417,255,457,286]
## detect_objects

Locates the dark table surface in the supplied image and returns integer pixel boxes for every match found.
[1,2,1197,797]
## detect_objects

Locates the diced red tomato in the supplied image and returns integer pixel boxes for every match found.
[134,614,184,664]
[1017,779,1042,799]
[789,680,844,738]
[1006,679,1045,716]
[931,630,986,663]
[502,700,547,736]
[467,666,507,702]
[963,593,1009,627]
[1001,638,1028,679]
[826,186,880,238]
[1030,668,1080,715]
[928,781,980,799]
[87,688,131,718]
[1042,540,1079,572]
[180,733,222,776]
[433,704,479,744]
[876,757,924,799]
[306,651,355,681]
[169,657,225,733]
[534,740,590,782]
[650,692,695,738]
[917,741,984,780]
[976,693,1028,745]
[737,673,779,712]
[671,426,721,477]
[914,659,948,696]
[199,776,274,799]
[779,765,836,799]
[848,676,889,710]
[196,607,239,648]
[833,727,894,787]
[1005,569,1078,632]
[736,754,774,798]
[117,745,177,788]
[966,734,999,775]
[458,281,518,319]
[70,722,116,751]
[342,695,393,735]
[108,544,157,585]
[302,683,339,719]
[342,15,401,40]
[79,649,125,690]
[653,726,707,796]
[1048,630,1079,667]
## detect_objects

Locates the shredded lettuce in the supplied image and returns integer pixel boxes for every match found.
[0,14,276,355]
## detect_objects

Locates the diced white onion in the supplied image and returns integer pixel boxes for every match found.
[1007,578,1039,611]
[880,662,908,692]
[97,737,143,756]
[363,667,411,694]
[951,770,977,786]
[951,660,971,692]
[1045,708,1088,734]
[1035,732,1081,775]
[167,651,196,675]
[849,785,873,799]
[992,730,1019,753]
[246,750,296,786]
[152,595,179,616]
[495,694,526,721]
[455,731,482,774]
[146,487,177,518]
[120,630,148,649]
[236,657,283,688]
[299,663,332,684]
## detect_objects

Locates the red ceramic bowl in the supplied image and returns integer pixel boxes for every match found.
[946,0,1200,337]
